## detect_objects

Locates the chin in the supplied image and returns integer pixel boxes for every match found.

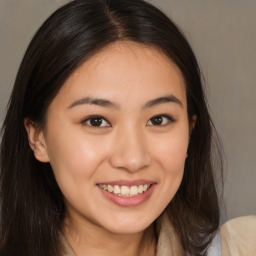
[99,214,156,235]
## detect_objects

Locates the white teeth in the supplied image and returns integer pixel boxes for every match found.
[99,184,151,197]
[138,185,144,194]
[121,186,130,196]
[113,185,121,195]
[107,185,113,193]
[130,186,138,196]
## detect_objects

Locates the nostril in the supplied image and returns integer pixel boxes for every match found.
[109,130,151,172]
[109,151,151,172]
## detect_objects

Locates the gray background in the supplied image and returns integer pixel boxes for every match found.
[0,0,255,221]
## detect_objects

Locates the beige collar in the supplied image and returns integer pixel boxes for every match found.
[60,232,77,256]
[155,212,185,256]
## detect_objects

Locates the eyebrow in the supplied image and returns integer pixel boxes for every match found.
[68,95,183,110]
[68,97,120,110]
[143,95,183,109]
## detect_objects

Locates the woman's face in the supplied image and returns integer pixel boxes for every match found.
[34,42,190,234]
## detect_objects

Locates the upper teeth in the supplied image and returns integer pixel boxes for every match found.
[99,184,150,197]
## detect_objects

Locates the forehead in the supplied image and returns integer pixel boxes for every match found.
[51,42,187,109]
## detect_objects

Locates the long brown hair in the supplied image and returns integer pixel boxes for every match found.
[0,0,223,255]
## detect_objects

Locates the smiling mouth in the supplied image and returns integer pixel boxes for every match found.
[98,184,151,197]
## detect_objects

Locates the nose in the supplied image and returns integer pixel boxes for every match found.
[109,127,151,173]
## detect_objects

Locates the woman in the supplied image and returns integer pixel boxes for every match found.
[0,0,223,255]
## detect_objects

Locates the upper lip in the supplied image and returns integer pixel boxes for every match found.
[97,180,156,187]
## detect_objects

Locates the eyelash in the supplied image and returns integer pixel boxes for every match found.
[147,114,175,126]
[82,115,111,128]
[82,114,175,128]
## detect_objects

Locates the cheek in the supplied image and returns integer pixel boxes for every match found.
[157,146,186,207]
[159,141,186,187]
[150,130,188,171]
[44,130,112,212]
[44,126,111,188]
[149,130,188,202]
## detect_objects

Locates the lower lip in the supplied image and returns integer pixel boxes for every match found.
[98,185,155,207]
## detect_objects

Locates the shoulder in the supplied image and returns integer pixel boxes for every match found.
[220,215,256,256]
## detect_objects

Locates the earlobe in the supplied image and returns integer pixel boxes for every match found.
[24,118,49,163]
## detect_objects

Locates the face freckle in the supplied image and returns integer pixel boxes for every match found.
[42,42,190,235]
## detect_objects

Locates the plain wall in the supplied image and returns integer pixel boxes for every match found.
[0,0,255,220]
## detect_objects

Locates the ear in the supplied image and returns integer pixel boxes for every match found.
[24,118,49,163]
[189,115,197,134]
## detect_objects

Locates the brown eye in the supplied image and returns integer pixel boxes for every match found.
[90,117,103,126]
[83,116,110,127]
[147,115,173,126]
[151,116,163,125]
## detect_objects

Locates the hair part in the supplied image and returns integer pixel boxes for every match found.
[0,0,223,255]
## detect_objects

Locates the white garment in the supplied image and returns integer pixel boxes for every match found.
[208,233,222,256]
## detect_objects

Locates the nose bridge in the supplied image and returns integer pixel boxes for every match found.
[109,124,151,172]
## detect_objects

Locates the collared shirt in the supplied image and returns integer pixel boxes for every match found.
[60,212,185,256]
[60,213,256,256]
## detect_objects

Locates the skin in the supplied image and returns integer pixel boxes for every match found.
[25,42,195,256]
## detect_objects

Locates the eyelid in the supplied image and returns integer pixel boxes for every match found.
[82,115,111,127]
[147,114,176,126]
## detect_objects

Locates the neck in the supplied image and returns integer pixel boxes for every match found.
[63,216,156,256]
